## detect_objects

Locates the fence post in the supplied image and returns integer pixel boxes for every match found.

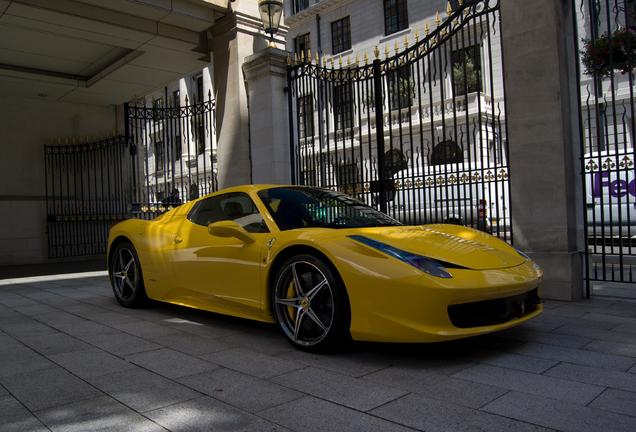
[287,66,296,184]
[373,58,386,213]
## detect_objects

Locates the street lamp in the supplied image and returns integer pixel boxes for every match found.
[258,0,283,47]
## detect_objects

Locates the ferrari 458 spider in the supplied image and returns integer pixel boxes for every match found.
[107,185,543,350]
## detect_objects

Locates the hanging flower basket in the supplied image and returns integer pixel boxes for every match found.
[582,27,636,77]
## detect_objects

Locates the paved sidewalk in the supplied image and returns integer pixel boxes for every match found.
[1,274,636,432]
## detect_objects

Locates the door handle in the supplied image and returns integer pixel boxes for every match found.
[174,235,183,244]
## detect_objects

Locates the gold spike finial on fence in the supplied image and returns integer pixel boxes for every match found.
[414,29,419,42]
[338,56,343,67]
[364,51,369,64]
[354,53,359,65]
[346,56,351,66]
[300,50,305,63]
[425,22,430,36]
[322,54,327,67]
[374,45,380,59]
[329,56,334,68]
[447,1,453,16]
[384,44,390,59]
[403,35,409,49]
[459,0,464,6]
[315,51,320,64]
[394,39,399,54]
[307,48,312,63]
[294,52,299,64]
[435,11,441,26]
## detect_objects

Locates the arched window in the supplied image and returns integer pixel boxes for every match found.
[430,140,464,166]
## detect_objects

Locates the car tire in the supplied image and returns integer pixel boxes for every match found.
[272,254,350,352]
[109,241,148,308]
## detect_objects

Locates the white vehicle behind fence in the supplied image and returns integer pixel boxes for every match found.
[584,149,636,241]
[389,161,510,236]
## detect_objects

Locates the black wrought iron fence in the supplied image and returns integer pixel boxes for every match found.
[287,0,512,242]
[574,0,636,293]
[44,136,131,258]
[125,92,217,220]
[44,95,217,258]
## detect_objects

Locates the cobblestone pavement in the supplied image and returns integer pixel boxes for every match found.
[1,273,636,431]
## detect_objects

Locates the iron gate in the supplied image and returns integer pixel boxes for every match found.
[44,136,132,258]
[44,94,217,259]
[287,0,511,242]
[125,92,217,219]
[574,0,636,295]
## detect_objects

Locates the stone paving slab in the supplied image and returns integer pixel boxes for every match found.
[482,390,636,432]
[178,368,303,413]
[273,366,408,411]
[2,274,636,431]
[0,396,48,432]
[452,364,605,405]
[126,348,219,379]
[260,396,415,432]
[49,348,138,379]
[362,366,507,409]
[371,393,550,432]
[146,396,291,432]
[544,362,636,392]
[203,347,304,379]
[0,366,102,411]
[35,395,166,432]
[88,368,201,413]
[588,388,636,417]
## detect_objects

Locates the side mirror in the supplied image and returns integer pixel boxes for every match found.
[208,220,254,244]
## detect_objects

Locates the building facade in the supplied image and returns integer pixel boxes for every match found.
[129,66,218,210]
[284,0,509,234]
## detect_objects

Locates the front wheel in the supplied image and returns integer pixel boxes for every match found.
[272,254,350,351]
[109,241,148,308]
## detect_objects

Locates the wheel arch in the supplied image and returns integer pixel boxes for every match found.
[266,244,350,314]
[107,235,134,273]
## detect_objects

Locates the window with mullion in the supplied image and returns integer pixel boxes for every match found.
[298,94,314,138]
[294,0,310,14]
[388,65,413,110]
[331,17,351,55]
[451,44,482,96]
[384,0,408,35]
[333,82,354,130]
[294,33,311,60]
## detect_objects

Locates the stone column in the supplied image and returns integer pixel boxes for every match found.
[211,0,286,188]
[242,47,292,185]
[500,1,584,300]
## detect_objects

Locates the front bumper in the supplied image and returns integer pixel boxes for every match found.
[346,261,543,343]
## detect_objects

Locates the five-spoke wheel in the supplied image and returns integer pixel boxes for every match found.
[272,254,349,350]
[109,241,147,308]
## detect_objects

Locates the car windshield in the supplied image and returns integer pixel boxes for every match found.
[257,187,401,230]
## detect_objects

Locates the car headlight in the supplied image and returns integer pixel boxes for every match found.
[349,235,452,278]
[514,247,531,260]
[515,247,542,274]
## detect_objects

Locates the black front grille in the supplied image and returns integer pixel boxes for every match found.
[448,288,541,328]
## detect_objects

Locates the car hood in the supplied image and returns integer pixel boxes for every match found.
[343,224,524,270]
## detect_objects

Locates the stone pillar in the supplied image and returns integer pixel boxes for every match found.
[211,0,286,188]
[242,48,292,185]
[500,1,584,300]
[212,15,255,188]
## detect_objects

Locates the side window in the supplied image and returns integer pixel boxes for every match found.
[189,193,269,233]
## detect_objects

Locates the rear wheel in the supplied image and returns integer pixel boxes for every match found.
[272,254,350,351]
[109,241,147,308]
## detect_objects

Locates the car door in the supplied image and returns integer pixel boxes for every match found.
[170,192,270,318]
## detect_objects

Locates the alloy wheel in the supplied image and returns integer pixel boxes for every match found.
[111,247,138,300]
[274,260,335,346]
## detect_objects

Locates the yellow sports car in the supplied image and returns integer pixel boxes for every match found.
[107,185,543,350]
